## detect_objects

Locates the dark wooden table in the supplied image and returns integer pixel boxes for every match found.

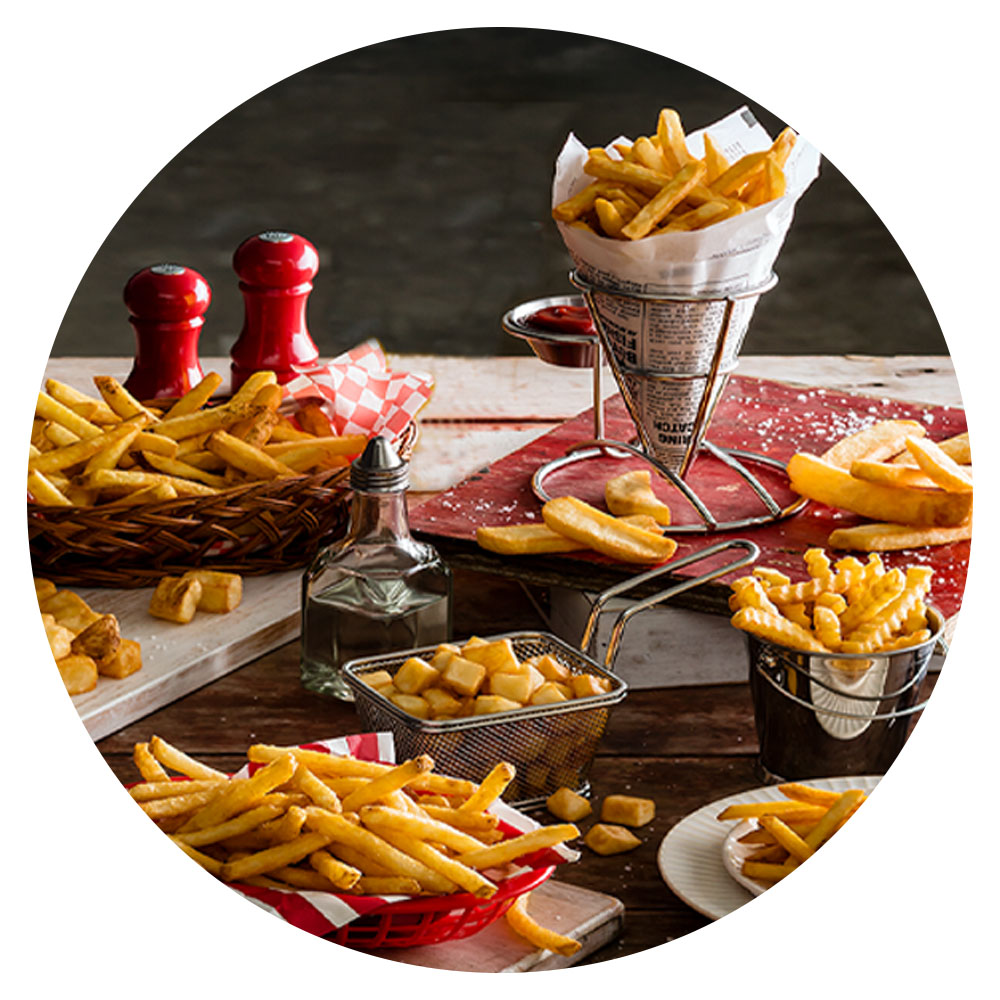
[96,568,937,965]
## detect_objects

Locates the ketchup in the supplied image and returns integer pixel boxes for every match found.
[524,304,596,338]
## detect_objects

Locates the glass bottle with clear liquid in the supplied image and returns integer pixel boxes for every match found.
[300,436,452,700]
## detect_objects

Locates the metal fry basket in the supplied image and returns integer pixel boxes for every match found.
[748,606,944,781]
[344,539,758,807]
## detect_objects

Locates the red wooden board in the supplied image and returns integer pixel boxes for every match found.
[411,376,969,620]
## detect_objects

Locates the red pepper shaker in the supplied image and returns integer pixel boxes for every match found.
[230,230,321,389]
[122,264,210,400]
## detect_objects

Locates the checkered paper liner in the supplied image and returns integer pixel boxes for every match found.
[281,341,434,446]
[228,732,579,936]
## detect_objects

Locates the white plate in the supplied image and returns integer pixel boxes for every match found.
[656,775,881,920]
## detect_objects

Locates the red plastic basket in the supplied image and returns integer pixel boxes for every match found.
[128,761,563,950]
[326,864,555,949]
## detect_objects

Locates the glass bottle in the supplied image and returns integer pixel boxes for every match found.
[300,436,452,700]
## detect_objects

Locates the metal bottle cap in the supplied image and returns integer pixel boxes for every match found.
[350,436,408,492]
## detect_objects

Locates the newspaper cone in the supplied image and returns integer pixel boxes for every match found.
[585,285,762,473]
[552,107,821,477]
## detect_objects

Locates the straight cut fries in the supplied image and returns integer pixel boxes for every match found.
[789,420,972,551]
[554,105,797,239]
[719,783,869,884]
[730,548,936,655]
[129,735,581,949]
[28,371,369,507]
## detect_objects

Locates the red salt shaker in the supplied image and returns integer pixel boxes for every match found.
[122,264,210,400]
[230,230,321,390]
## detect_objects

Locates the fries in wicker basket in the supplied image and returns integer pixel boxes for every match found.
[729,548,935,656]
[28,373,368,507]
[129,736,582,952]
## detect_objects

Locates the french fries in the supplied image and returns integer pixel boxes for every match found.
[790,422,972,551]
[719,782,869,885]
[28,371,370,507]
[128,736,579,911]
[729,549,936,655]
[554,107,796,239]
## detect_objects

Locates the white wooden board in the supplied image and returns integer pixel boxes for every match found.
[69,570,303,740]
[380,879,623,972]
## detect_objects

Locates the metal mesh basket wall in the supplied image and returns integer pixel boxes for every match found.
[343,631,628,808]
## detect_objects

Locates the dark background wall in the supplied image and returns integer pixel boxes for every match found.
[52,28,946,361]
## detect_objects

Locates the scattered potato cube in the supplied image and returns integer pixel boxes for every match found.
[488,670,534,704]
[393,656,439,695]
[571,673,610,699]
[546,787,592,822]
[424,686,462,718]
[536,653,571,682]
[600,794,656,827]
[181,570,242,613]
[473,694,523,715]
[440,655,487,697]
[360,669,394,691]
[57,653,98,695]
[42,614,74,661]
[97,638,143,679]
[389,692,430,719]
[584,823,641,855]
[462,638,521,675]
[40,591,100,633]
[530,682,569,706]
[71,614,121,660]
[149,575,202,624]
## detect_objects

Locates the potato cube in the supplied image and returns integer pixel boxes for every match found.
[600,794,655,827]
[571,673,610,699]
[34,578,57,604]
[536,653,571,682]
[552,682,574,699]
[57,653,98,695]
[42,614,74,661]
[423,686,462,718]
[440,655,487,697]
[71,614,121,661]
[149,576,202,624]
[393,656,439,695]
[40,591,100,634]
[526,664,545,694]
[430,643,461,671]
[97,638,143,679]
[473,694,522,715]
[530,682,569,706]
[461,636,488,652]
[546,787,592,822]
[462,638,522,675]
[360,669,394,691]
[488,670,533,704]
[389,692,430,719]
[180,570,242,613]
[584,823,641,855]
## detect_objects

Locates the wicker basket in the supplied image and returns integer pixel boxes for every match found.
[28,422,416,588]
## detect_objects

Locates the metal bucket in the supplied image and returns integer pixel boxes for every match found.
[747,606,943,781]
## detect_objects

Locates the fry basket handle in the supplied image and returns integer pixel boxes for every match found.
[579,538,759,670]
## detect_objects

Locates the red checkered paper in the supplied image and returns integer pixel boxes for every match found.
[228,732,577,938]
[281,341,433,445]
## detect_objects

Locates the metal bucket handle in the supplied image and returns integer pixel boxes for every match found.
[752,660,932,721]
[761,644,932,703]
[579,538,760,670]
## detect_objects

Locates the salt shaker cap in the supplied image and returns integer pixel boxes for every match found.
[350,436,408,492]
